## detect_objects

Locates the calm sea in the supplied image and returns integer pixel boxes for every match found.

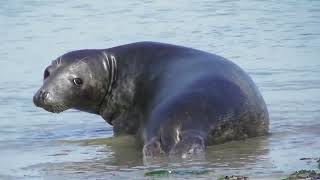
[0,0,319,179]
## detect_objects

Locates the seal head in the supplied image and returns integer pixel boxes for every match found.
[33,50,117,114]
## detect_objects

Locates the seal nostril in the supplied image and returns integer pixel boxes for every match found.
[39,90,49,102]
[43,91,49,98]
[42,91,49,100]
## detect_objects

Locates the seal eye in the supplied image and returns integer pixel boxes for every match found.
[73,78,83,87]
[44,69,50,79]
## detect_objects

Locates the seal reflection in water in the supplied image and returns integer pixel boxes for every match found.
[33,42,269,158]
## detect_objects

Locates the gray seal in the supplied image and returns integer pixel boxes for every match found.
[33,42,269,158]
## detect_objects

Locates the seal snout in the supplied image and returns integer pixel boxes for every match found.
[33,89,50,107]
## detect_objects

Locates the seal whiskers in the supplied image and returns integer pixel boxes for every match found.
[51,103,69,113]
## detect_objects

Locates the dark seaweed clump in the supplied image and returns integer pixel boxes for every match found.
[283,170,320,180]
[218,175,248,180]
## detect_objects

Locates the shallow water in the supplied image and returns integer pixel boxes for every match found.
[1,0,320,179]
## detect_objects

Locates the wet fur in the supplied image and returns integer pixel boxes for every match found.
[34,42,269,158]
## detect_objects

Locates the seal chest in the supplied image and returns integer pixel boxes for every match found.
[33,41,269,158]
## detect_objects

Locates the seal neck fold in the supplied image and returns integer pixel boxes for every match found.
[100,51,118,108]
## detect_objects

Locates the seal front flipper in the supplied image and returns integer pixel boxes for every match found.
[142,91,212,158]
[142,137,163,157]
[168,130,205,158]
